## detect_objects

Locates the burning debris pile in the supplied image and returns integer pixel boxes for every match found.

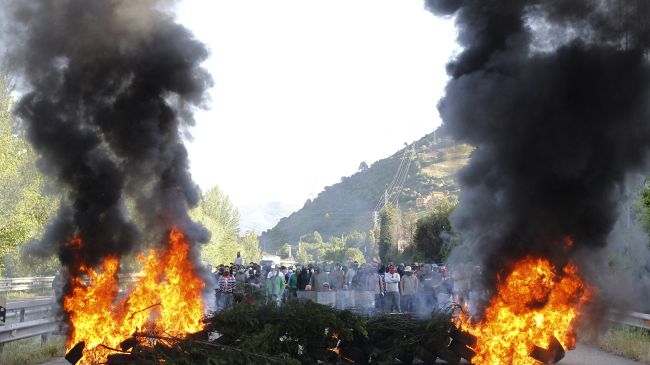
[88,299,456,365]
[3,0,212,363]
[426,0,650,364]
[455,257,591,364]
[63,229,204,364]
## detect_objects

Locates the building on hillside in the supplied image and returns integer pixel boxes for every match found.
[415,196,428,207]
[416,191,447,208]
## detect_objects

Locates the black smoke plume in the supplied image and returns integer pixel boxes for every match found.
[426,0,650,309]
[3,0,212,277]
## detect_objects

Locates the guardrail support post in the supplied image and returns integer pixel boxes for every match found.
[0,294,5,324]
[20,308,25,323]
[0,294,4,356]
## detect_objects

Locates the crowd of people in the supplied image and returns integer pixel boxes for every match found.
[211,251,479,314]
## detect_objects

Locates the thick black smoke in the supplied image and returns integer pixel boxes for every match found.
[3,0,212,276]
[427,0,650,306]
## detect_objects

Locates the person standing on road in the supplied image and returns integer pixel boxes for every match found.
[400,266,418,312]
[299,266,311,290]
[329,264,345,291]
[233,266,247,303]
[366,265,384,311]
[266,266,286,304]
[419,264,442,310]
[234,251,244,266]
[246,268,262,296]
[309,266,329,292]
[346,262,357,288]
[288,266,298,298]
[216,267,236,310]
[384,264,401,313]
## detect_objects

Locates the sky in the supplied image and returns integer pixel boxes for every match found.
[175,0,458,232]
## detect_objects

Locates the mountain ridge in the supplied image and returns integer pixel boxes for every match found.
[259,128,471,251]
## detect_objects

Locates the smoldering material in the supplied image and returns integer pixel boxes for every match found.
[427,0,650,303]
[4,0,212,275]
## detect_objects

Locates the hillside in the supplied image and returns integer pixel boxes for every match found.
[259,128,471,251]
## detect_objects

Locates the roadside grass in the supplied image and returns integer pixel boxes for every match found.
[596,325,650,364]
[0,335,65,365]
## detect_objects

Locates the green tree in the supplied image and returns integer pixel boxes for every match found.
[378,203,398,262]
[634,182,650,248]
[239,230,261,263]
[639,184,650,232]
[323,247,365,265]
[0,74,58,276]
[343,231,365,249]
[300,231,323,245]
[279,243,292,259]
[199,186,240,242]
[413,198,456,262]
[191,185,241,265]
[364,229,379,262]
[301,241,325,263]
[295,244,312,264]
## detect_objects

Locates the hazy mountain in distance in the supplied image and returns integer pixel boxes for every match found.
[239,201,297,233]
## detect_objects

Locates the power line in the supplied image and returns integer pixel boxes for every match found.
[392,141,417,207]
[374,144,410,212]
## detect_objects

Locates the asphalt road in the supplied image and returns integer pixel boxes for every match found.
[40,344,645,365]
[562,343,645,365]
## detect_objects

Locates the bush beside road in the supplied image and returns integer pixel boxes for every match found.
[597,325,650,364]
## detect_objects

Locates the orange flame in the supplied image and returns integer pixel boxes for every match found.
[327,331,342,355]
[328,346,341,355]
[456,257,591,365]
[64,228,205,364]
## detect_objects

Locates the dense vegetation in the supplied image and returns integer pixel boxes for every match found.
[190,185,261,266]
[0,74,59,276]
[412,199,459,263]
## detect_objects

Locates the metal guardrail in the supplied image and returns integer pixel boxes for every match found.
[0,274,140,346]
[0,298,60,346]
[0,318,60,344]
[607,310,650,330]
[5,297,56,322]
[0,276,55,293]
[0,274,143,294]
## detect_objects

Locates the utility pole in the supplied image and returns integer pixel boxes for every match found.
[373,211,379,229]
